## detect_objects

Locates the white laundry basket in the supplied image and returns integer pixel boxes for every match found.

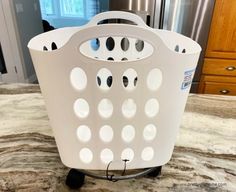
[28,11,201,171]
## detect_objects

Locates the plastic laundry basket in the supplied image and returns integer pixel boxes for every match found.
[28,11,201,171]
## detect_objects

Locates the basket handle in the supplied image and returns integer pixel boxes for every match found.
[87,11,148,28]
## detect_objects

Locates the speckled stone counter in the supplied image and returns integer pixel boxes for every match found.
[0,84,235,192]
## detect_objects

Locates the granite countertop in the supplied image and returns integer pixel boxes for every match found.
[0,84,235,192]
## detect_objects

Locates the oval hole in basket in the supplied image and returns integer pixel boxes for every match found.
[97,18,137,25]
[77,125,91,142]
[175,45,179,52]
[141,147,154,161]
[96,68,112,90]
[106,76,113,87]
[122,68,138,91]
[90,38,100,51]
[74,98,89,118]
[97,76,101,86]
[43,46,48,51]
[106,37,115,51]
[122,125,135,142]
[98,99,113,118]
[135,39,144,52]
[147,68,162,91]
[121,37,130,51]
[145,99,159,118]
[107,57,114,61]
[123,76,128,87]
[99,125,113,142]
[134,77,138,86]
[79,36,153,62]
[70,67,87,91]
[121,148,134,162]
[122,99,137,118]
[79,148,93,163]
[143,124,157,141]
[51,42,57,50]
[100,148,114,164]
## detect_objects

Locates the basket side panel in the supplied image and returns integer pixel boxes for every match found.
[29,25,201,170]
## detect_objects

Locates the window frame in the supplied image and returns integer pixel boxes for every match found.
[59,0,85,18]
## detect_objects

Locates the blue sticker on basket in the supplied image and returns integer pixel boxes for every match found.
[181,69,195,90]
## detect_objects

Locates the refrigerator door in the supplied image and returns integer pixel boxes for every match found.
[109,0,157,27]
[162,0,215,92]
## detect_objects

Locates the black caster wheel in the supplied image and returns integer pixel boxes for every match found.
[66,169,85,189]
[147,166,162,177]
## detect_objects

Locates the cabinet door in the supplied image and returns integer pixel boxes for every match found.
[203,58,236,76]
[206,0,236,59]
[200,81,236,95]
[198,75,236,95]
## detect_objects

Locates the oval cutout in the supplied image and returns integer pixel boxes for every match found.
[122,99,137,118]
[145,99,159,118]
[98,99,113,118]
[106,37,115,51]
[51,42,57,50]
[143,124,157,141]
[90,38,100,51]
[99,125,113,142]
[175,45,179,52]
[80,148,93,163]
[121,57,128,61]
[121,38,130,51]
[122,125,135,142]
[107,76,113,87]
[100,148,114,164]
[122,68,138,91]
[97,68,112,90]
[70,67,87,91]
[121,148,134,162]
[135,40,144,52]
[80,36,154,62]
[74,98,89,118]
[77,125,91,142]
[147,68,162,91]
[141,147,154,161]
[107,57,114,61]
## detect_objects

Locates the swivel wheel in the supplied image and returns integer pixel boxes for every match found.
[66,169,85,189]
[147,166,162,177]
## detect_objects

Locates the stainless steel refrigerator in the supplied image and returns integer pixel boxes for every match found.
[109,0,215,93]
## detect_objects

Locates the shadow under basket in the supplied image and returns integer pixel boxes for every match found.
[28,11,201,189]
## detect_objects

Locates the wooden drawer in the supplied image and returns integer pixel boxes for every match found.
[198,75,236,95]
[203,58,236,76]
[204,82,236,95]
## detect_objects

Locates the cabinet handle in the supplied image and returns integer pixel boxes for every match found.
[225,66,236,71]
[219,89,230,94]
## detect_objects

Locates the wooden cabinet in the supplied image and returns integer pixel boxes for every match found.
[202,58,236,76]
[205,0,236,59]
[199,0,236,95]
[198,75,236,95]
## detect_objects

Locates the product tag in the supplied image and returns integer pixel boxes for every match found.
[181,69,195,90]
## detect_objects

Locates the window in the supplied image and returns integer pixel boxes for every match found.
[86,0,99,19]
[39,0,102,27]
[40,0,55,15]
[60,0,84,17]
